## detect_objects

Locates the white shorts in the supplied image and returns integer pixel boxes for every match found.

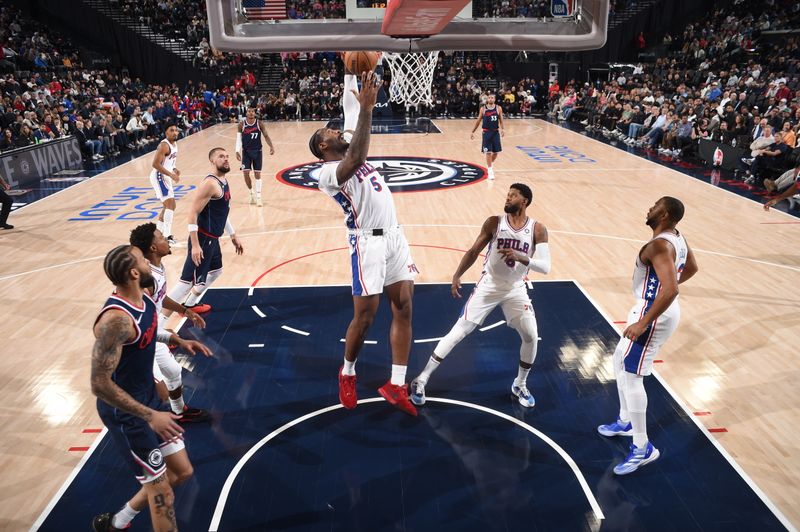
[460,278,535,328]
[149,170,174,201]
[616,299,680,376]
[347,227,418,296]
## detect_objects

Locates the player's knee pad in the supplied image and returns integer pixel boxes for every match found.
[205,267,223,288]
[169,280,192,305]
[513,315,538,344]
[623,372,647,411]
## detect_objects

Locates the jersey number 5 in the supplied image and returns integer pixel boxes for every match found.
[370,175,382,192]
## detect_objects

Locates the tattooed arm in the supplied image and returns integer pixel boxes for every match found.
[90,310,154,420]
[91,310,184,439]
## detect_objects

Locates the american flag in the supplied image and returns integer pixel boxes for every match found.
[242,0,287,20]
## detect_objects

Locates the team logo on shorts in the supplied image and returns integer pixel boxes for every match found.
[148,449,164,469]
[277,156,486,193]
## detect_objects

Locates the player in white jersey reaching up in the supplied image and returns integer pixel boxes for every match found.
[410,183,551,408]
[130,222,212,423]
[309,70,418,416]
[149,124,181,245]
[597,196,698,475]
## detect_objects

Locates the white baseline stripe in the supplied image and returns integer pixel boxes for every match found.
[30,428,109,531]
[208,397,603,531]
[281,325,310,336]
[570,279,797,532]
[479,320,505,331]
[251,305,266,318]
[339,338,377,344]
[413,337,443,344]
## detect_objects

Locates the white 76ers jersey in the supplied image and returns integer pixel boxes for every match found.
[483,215,536,288]
[149,263,168,315]
[317,161,398,230]
[149,139,178,178]
[632,230,688,302]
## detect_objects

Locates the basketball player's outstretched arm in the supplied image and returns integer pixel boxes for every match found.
[91,310,183,439]
[451,216,498,298]
[623,240,679,341]
[470,107,485,139]
[336,71,379,185]
[151,141,179,183]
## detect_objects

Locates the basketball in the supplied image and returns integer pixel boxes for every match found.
[343,51,380,75]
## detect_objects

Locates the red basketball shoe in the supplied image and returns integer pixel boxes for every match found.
[339,366,357,409]
[378,381,418,416]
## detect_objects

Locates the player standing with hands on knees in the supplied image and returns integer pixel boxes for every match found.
[235,107,275,207]
[309,69,419,416]
[471,93,505,180]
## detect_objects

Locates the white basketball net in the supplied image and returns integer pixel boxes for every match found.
[383,52,439,108]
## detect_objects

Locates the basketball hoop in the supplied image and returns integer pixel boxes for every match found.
[383,52,439,109]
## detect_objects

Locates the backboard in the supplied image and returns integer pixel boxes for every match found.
[207,0,609,53]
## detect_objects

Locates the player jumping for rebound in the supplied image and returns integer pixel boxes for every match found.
[471,93,505,180]
[309,70,419,416]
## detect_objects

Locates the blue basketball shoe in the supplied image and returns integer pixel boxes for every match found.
[597,418,633,437]
[511,383,536,408]
[409,379,426,406]
[613,442,660,475]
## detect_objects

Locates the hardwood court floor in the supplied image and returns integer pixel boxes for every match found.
[1,119,798,529]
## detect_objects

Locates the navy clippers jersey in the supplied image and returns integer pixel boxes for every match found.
[94,293,158,407]
[198,175,231,238]
[483,106,500,130]
[242,118,262,151]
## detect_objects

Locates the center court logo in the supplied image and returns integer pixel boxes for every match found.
[277,156,486,193]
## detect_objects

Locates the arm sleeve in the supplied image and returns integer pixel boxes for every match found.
[225,219,235,236]
[235,132,242,153]
[527,243,551,274]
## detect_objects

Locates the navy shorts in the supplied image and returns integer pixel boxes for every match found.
[241,149,263,171]
[482,130,502,153]
[181,233,223,285]
[98,397,185,484]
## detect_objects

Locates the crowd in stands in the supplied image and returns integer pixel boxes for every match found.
[0,5,258,159]
[547,1,800,191]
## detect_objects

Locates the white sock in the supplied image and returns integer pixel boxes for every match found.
[112,502,140,529]
[390,364,407,386]
[185,288,204,307]
[169,396,185,414]
[255,179,262,195]
[515,365,531,386]
[625,372,648,448]
[342,357,356,376]
[417,356,440,385]
[162,208,174,237]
